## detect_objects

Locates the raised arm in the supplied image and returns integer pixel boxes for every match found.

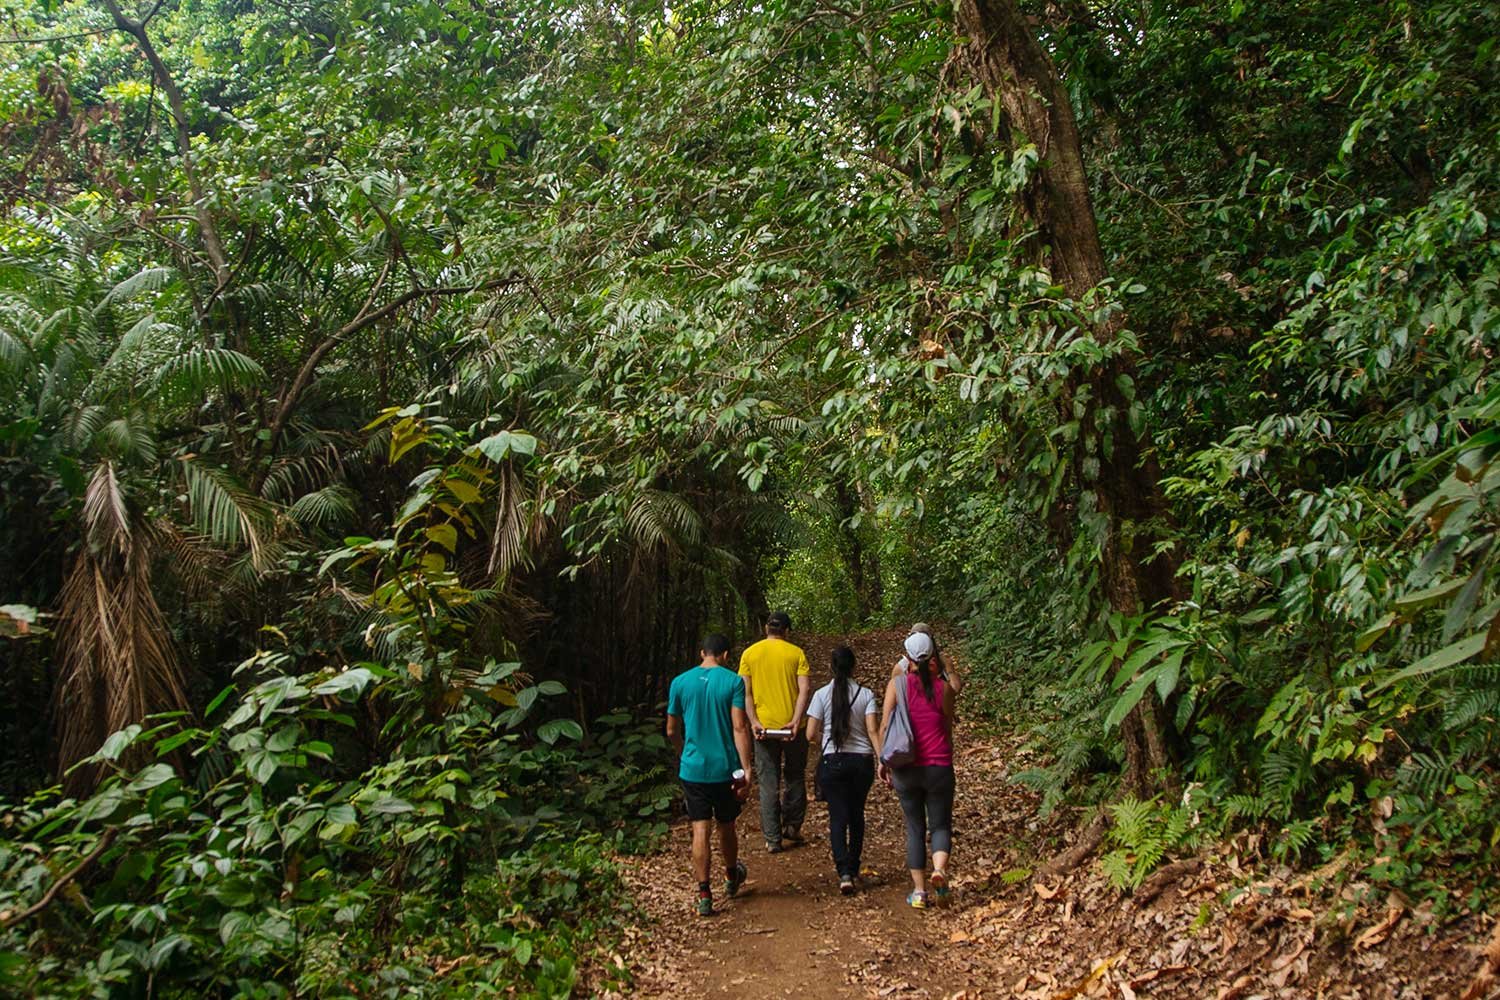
[937,650,964,697]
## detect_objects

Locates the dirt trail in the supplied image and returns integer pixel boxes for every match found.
[611,630,1495,1000]
[619,629,999,999]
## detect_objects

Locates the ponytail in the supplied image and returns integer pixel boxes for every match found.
[829,645,856,749]
[915,655,936,703]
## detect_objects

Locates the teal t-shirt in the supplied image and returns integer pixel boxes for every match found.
[667,665,745,784]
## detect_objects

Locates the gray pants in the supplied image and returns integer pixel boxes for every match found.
[753,735,808,845]
[891,765,955,870]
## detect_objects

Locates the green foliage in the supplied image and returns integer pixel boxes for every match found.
[1100,796,1200,891]
[0,649,651,998]
[2,0,1499,955]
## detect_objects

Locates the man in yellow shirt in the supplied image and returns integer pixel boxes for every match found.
[738,611,812,852]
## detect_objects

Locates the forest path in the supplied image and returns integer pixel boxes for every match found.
[617,629,1021,999]
[609,629,1490,1000]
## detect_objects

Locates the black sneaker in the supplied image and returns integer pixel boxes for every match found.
[839,875,855,895]
[782,827,805,846]
[725,861,748,898]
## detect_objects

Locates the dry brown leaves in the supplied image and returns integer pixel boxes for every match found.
[607,631,1491,1000]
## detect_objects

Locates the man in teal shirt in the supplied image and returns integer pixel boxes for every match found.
[667,633,755,916]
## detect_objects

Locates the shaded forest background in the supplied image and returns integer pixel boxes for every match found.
[0,0,1497,995]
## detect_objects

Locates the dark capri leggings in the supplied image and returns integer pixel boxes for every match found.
[890,764,955,870]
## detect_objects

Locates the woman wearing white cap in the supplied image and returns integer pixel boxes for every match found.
[877,629,960,908]
[907,622,963,697]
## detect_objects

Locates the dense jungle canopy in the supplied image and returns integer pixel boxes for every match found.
[0,0,1497,995]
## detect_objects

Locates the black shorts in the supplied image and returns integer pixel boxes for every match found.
[681,780,742,822]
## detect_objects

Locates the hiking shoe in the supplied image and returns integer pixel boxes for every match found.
[930,869,951,905]
[839,875,856,896]
[765,841,783,854]
[725,861,747,898]
[782,827,805,846]
[906,890,928,909]
[696,895,714,917]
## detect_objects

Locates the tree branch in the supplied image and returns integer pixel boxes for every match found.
[1038,808,1108,877]
[1,26,112,44]
[263,276,524,454]
[98,0,231,287]
[0,828,118,929]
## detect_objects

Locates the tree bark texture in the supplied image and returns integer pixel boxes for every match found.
[954,0,1179,795]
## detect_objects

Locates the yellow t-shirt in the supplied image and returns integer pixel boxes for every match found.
[738,637,810,729]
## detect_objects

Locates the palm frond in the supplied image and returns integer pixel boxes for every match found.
[59,405,108,451]
[625,488,706,552]
[99,266,176,307]
[82,461,131,556]
[181,459,275,572]
[259,453,333,501]
[288,484,357,529]
[101,313,185,379]
[0,325,27,378]
[154,348,266,402]
[96,414,159,464]
[737,498,803,542]
[147,519,232,600]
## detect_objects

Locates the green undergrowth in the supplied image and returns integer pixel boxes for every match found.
[0,659,672,998]
[888,468,1500,915]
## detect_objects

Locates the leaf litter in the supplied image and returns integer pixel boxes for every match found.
[596,631,1494,999]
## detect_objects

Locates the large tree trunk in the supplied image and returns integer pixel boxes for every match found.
[833,478,883,624]
[955,0,1179,796]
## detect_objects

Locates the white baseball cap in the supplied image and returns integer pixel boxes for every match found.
[903,632,934,662]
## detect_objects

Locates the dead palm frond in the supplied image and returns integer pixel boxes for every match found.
[487,461,550,580]
[53,463,191,792]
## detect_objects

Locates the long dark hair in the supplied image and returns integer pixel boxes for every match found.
[829,645,856,748]
[912,655,936,703]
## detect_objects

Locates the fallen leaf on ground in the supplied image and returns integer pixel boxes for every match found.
[1354,904,1405,950]
[1458,920,1500,1000]
[1127,965,1191,988]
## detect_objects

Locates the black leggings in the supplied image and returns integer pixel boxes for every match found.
[891,765,955,870]
[817,753,875,878]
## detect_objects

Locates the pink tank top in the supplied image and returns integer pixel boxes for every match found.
[905,672,952,767]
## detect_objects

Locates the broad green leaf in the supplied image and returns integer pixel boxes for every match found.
[1371,632,1488,692]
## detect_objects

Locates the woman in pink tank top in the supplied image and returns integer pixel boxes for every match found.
[876,629,960,908]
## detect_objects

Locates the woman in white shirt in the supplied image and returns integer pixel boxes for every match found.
[805,645,880,894]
